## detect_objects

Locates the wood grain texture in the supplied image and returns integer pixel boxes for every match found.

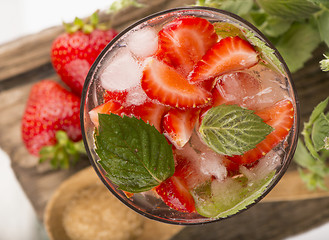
[0,0,329,239]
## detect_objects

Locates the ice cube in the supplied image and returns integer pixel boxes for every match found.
[199,151,227,181]
[127,27,158,58]
[125,86,148,106]
[251,65,287,109]
[101,49,142,91]
[240,150,281,181]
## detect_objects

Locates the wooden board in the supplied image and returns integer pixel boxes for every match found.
[1,0,329,239]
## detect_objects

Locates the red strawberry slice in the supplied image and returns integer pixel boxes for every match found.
[141,58,211,109]
[188,36,259,83]
[228,99,294,165]
[89,100,124,128]
[127,100,169,132]
[155,170,196,213]
[157,16,218,77]
[103,90,128,104]
[163,108,200,148]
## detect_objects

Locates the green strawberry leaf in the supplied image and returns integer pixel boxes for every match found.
[275,22,321,73]
[199,105,273,156]
[312,113,329,151]
[95,114,175,193]
[256,0,320,20]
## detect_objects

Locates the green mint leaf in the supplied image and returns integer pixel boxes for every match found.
[196,0,254,16]
[275,22,321,73]
[243,28,285,74]
[193,171,275,218]
[213,22,245,39]
[316,10,329,47]
[320,54,329,71]
[199,105,273,156]
[294,140,328,177]
[261,15,293,38]
[308,0,329,9]
[312,113,329,151]
[256,0,320,20]
[95,114,174,193]
[108,0,144,14]
[298,168,328,190]
[309,97,329,125]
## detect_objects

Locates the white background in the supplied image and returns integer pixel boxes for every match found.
[0,0,328,239]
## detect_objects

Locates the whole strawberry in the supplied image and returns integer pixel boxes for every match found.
[51,12,117,96]
[21,80,84,168]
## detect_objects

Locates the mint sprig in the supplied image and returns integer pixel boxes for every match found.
[95,114,174,193]
[199,105,273,156]
[294,97,329,190]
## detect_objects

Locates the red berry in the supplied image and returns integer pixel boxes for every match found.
[21,80,81,156]
[157,16,218,77]
[51,29,117,95]
[188,36,259,83]
[163,108,200,148]
[141,58,211,109]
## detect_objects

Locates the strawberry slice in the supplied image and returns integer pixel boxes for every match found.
[89,100,124,128]
[155,175,196,213]
[228,99,294,165]
[157,16,218,77]
[141,58,211,109]
[103,90,128,104]
[163,108,200,148]
[127,100,169,132]
[188,36,259,83]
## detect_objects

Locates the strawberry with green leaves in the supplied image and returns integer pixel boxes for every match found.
[21,80,85,168]
[51,12,117,96]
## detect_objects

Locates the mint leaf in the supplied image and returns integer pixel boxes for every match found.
[275,22,321,73]
[213,22,245,39]
[316,10,329,47]
[309,97,329,125]
[312,113,329,151]
[196,0,254,16]
[95,114,174,193]
[199,105,273,156]
[193,171,275,218]
[256,0,320,20]
[242,28,285,74]
[308,0,329,9]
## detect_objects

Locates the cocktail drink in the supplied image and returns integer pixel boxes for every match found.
[81,7,299,224]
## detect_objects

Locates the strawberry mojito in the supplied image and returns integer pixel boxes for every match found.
[81,7,299,224]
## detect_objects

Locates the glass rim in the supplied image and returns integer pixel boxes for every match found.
[80,6,300,225]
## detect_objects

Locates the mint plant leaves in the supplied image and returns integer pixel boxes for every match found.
[294,97,329,190]
[95,114,174,193]
[199,105,273,156]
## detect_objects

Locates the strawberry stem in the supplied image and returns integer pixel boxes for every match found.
[39,130,86,169]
